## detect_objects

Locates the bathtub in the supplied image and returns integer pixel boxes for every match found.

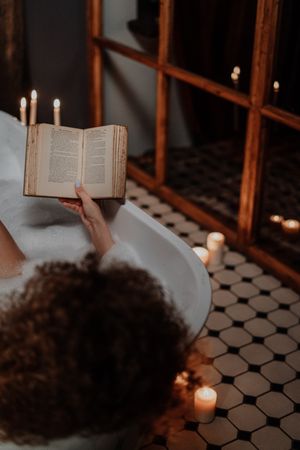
[0,111,211,449]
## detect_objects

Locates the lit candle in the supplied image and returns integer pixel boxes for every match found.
[20,97,27,126]
[29,89,37,125]
[194,387,217,423]
[270,214,284,229]
[273,81,280,106]
[282,219,300,235]
[233,65,241,76]
[53,98,61,126]
[207,232,225,265]
[193,247,209,267]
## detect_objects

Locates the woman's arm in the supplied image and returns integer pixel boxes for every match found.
[0,221,26,278]
[59,181,115,257]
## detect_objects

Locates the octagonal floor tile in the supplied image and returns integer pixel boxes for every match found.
[268,309,298,328]
[219,327,252,347]
[271,287,299,304]
[252,426,291,450]
[281,413,300,440]
[256,391,293,418]
[231,282,260,299]
[248,295,278,313]
[210,278,220,292]
[225,303,256,322]
[253,275,281,291]
[244,318,276,337]
[200,364,222,386]
[261,361,296,384]
[174,220,199,234]
[286,350,300,371]
[290,302,300,317]
[288,324,300,343]
[198,417,237,446]
[235,262,263,278]
[239,343,273,365]
[148,202,172,215]
[205,311,232,331]
[213,290,237,307]
[189,230,208,245]
[284,379,300,403]
[196,336,227,359]
[214,354,248,377]
[214,270,242,286]
[215,383,243,410]
[228,404,266,432]
[264,334,297,355]
[168,430,206,450]
[234,372,270,396]
[223,251,246,266]
[163,212,186,225]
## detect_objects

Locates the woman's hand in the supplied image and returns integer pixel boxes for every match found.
[59,181,114,256]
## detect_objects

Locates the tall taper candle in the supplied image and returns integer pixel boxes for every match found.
[29,89,37,125]
[53,98,61,126]
[20,97,27,126]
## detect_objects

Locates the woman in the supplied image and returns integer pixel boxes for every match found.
[0,182,197,446]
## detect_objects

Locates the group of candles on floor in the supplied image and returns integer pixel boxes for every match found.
[19,89,61,126]
[193,231,224,267]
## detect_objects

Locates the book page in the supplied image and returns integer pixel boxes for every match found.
[37,124,83,198]
[82,126,114,197]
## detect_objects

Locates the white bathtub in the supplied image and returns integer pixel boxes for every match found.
[0,111,211,449]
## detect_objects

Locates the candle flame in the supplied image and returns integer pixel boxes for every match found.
[53,98,60,108]
[270,214,283,223]
[31,89,37,100]
[273,81,280,92]
[196,386,216,400]
[233,66,241,75]
[20,97,27,108]
[231,72,239,82]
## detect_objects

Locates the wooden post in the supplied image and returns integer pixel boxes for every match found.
[155,0,173,186]
[87,0,103,126]
[238,0,280,244]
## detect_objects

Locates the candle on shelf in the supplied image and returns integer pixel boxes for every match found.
[233,65,241,76]
[53,98,61,126]
[231,71,239,88]
[29,89,37,125]
[282,219,300,235]
[193,246,209,267]
[273,81,280,106]
[20,97,27,126]
[194,386,217,423]
[207,232,225,265]
[270,214,284,229]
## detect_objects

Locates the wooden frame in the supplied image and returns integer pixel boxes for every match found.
[87,0,300,292]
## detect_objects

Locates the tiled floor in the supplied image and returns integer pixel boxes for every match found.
[126,179,300,450]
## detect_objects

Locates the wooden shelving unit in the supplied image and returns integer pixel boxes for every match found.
[87,0,300,291]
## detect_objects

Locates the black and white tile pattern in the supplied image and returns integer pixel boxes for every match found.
[126,179,300,450]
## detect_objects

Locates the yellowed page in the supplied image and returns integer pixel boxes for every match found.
[82,125,114,198]
[36,124,83,198]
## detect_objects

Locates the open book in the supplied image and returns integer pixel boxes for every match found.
[23,123,128,199]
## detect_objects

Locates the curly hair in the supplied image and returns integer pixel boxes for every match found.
[0,253,198,444]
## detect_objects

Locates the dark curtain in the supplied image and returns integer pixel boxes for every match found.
[0,0,27,116]
[173,0,257,144]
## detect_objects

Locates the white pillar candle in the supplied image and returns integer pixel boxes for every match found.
[20,97,27,126]
[233,65,241,76]
[207,232,225,265]
[29,89,37,125]
[194,387,217,423]
[282,219,300,235]
[273,81,280,106]
[53,98,61,126]
[193,246,209,267]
